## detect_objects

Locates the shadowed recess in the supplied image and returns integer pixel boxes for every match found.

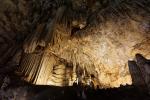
[0,0,149,88]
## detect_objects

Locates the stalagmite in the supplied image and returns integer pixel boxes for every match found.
[128,61,146,89]
[135,54,150,92]
[0,0,149,88]
[128,54,150,92]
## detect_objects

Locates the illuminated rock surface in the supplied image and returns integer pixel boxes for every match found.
[48,18,150,87]
[0,0,149,88]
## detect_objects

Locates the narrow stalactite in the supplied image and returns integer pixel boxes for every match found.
[0,0,149,89]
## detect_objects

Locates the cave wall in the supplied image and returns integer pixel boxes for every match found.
[48,17,150,87]
[0,0,149,88]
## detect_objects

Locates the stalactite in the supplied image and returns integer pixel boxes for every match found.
[17,52,44,83]
[39,6,66,46]
[0,0,150,88]
[23,24,44,53]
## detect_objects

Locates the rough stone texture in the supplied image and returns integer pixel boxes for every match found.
[49,18,150,87]
[129,54,150,92]
[0,0,149,88]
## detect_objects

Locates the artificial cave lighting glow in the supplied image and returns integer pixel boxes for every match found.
[4,0,148,88]
[17,18,150,88]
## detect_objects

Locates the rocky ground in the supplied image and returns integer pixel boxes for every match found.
[0,75,150,100]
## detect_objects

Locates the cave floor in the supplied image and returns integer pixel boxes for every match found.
[30,86,150,100]
[2,84,149,100]
[26,85,150,100]
[0,74,150,100]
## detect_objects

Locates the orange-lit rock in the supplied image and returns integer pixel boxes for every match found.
[0,0,149,88]
[48,17,150,87]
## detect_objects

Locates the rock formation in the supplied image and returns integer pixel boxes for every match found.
[128,54,150,92]
[0,0,149,88]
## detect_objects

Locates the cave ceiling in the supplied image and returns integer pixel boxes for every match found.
[0,0,150,88]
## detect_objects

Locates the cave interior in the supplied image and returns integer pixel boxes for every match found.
[0,0,150,100]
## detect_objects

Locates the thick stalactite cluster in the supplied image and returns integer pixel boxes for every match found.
[0,0,150,89]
